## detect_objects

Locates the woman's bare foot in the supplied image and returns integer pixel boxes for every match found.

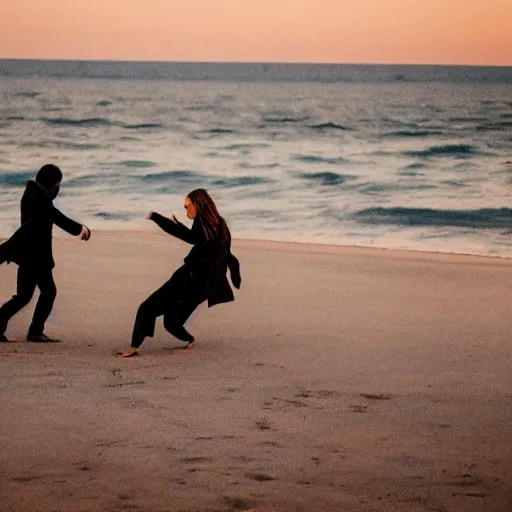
[116,348,139,357]
[184,342,194,349]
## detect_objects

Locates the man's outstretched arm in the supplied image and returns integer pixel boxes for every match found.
[53,207,90,240]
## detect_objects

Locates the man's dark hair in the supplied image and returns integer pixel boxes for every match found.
[35,164,62,189]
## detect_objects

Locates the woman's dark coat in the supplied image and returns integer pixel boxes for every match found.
[150,212,241,307]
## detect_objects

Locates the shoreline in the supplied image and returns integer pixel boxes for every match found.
[43,228,512,263]
[3,228,512,269]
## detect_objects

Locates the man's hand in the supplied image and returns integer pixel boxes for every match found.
[79,225,91,241]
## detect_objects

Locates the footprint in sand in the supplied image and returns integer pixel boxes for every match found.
[296,388,339,399]
[255,419,272,431]
[223,496,254,510]
[179,456,212,464]
[349,404,368,413]
[105,380,145,388]
[259,441,282,448]
[262,397,307,411]
[0,352,44,358]
[73,462,92,472]
[360,393,392,400]
[245,472,277,482]
[11,475,43,483]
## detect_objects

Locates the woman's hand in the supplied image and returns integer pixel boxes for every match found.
[146,211,154,220]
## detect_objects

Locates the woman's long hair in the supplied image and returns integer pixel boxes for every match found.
[187,189,230,258]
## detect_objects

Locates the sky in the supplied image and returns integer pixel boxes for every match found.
[1,0,511,66]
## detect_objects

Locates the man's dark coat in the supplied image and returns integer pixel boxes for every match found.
[0,180,82,268]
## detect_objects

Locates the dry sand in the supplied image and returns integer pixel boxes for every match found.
[0,231,511,512]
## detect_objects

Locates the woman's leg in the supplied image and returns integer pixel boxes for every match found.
[163,271,208,346]
[130,282,175,348]
[118,266,201,357]
[118,279,175,356]
[163,300,201,344]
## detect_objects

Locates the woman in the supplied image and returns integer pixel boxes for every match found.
[118,189,241,357]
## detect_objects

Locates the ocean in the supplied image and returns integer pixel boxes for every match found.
[1,59,511,256]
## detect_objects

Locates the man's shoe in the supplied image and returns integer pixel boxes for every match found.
[27,333,60,343]
[0,334,8,342]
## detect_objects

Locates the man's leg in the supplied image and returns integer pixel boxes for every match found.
[0,266,37,338]
[27,268,57,339]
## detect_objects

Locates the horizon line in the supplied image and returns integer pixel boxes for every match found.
[1,57,511,69]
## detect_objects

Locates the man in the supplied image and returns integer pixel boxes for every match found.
[0,164,91,342]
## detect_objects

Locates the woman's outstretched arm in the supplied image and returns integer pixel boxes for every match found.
[148,212,204,245]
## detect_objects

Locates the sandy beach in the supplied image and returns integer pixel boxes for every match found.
[1,231,511,512]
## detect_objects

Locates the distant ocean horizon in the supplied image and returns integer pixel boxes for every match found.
[2,58,512,83]
[1,59,511,257]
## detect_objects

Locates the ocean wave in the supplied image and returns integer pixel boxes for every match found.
[123,123,164,129]
[21,140,101,150]
[185,105,226,112]
[402,163,427,170]
[40,117,120,127]
[236,162,279,169]
[54,141,102,151]
[117,160,157,168]
[142,170,203,182]
[476,121,512,132]
[39,117,164,130]
[353,207,512,229]
[263,116,308,124]
[295,155,349,165]
[308,122,348,130]
[65,174,113,188]
[237,208,280,219]
[402,144,482,158]
[0,171,34,187]
[383,130,445,137]
[297,171,355,186]
[448,117,488,122]
[93,211,131,220]
[212,176,274,187]
[221,143,271,151]
[13,92,41,98]
[201,128,236,135]
[359,183,436,194]
[441,180,466,187]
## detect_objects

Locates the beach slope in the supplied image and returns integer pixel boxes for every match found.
[1,232,511,511]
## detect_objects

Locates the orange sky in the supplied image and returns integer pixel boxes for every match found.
[1,0,511,65]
